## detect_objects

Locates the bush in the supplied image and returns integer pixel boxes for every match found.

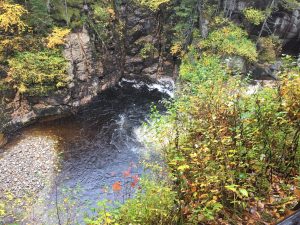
[258,36,282,63]
[243,8,266,25]
[8,50,69,96]
[140,43,157,59]
[179,52,226,84]
[46,27,70,49]
[147,54,300,224]
[136,0,171,11]
[0,1,28,34]
[201,22,258,61]
[0,36,43,61]
[85,178,177,225]
[281,0,300,10]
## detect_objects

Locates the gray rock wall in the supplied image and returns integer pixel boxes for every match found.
[1,3,175,138]
[121,3,174,79]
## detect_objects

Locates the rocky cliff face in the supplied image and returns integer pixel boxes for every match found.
[4,28,105,131]
[225,0,300,53]
[274,9,300,53]
[1,2,175,138]
[121,3,174,79]
[222,0,300,79]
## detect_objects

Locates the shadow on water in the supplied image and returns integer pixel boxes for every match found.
[17,80,171,224]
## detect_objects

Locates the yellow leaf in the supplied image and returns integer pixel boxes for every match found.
[46,27,70,49]
[0,1,28,33]
[178,165,190,171]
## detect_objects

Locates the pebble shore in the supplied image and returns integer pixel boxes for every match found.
[0,135,58,199]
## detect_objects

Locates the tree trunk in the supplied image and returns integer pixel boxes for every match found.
[63,0,69,26]
[197,0,204,37]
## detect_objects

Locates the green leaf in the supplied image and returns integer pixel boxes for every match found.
[225,185,238,193]
[239,188,249,197]
[177,165,190,171]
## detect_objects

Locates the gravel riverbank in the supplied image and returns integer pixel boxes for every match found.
[0,135,58,199]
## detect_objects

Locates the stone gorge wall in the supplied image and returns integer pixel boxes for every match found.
[224,0,300,53]
[0,1,175,139]
[121,2,174,79]
[222,0,300,79]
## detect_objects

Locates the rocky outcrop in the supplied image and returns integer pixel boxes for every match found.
[4,28,115,132]
[274,9,300,42]
[250,61,282,80]
[224,0,300,54]
[63,27,114,106]
[274,9,300,54]
[121,3,175,79]
[220,0,300,79]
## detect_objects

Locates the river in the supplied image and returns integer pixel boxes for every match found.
[0,78,173,225]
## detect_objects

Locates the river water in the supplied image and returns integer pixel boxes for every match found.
[0,78,173,225]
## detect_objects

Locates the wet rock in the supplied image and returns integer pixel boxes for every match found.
[224,56,247,74]
[250,62,281,80]
[142,63,159,76]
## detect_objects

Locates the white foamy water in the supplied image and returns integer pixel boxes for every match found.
[119,77,175,98]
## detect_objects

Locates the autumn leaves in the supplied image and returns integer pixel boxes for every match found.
[110,167,140,194]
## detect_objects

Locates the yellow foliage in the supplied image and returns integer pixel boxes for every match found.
[0,37,24,58]
[201,23,258,62]
[0,0,28,33]
[170,43,182,56]
[0,202,5,217]
[243,7,266,25]
[281,76,300,121]
[107,7,116,19]
[137,0,170,10]
[0,36,41,60]
[46,27,71,49]
[17,83,27,94]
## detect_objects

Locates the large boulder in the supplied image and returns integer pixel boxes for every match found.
[250,61,282,80]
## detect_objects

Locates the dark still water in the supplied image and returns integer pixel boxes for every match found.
[0,78,173,225]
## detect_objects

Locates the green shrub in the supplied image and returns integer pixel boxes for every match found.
[136,0,171,11]
[8,50,68,96]
[147,55,300,224]
[140,43,157,59]
[201,22,258,61]
[87,3,115,42]
[93,5,111,22]
[85,178,177,225]
[258,36,282,63]
[243,7,266,25]
[28,0,53,33]
[281,0,300,10]
[179,51,226,84]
